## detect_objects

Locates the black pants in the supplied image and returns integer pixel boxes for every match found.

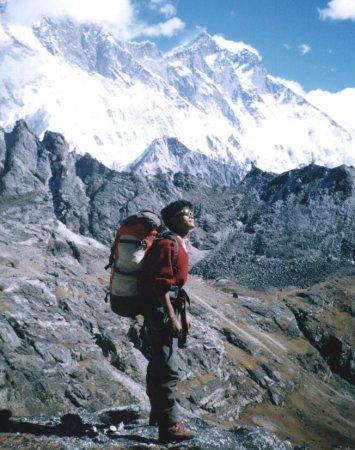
[145,306,179,427]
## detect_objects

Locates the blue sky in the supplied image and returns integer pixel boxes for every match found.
[4,0,355,93]
[135,0,355,93]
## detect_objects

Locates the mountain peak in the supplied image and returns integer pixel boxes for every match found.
[173,31,262,61]
[191,30,215,45]
[127,136,243,187]
[171,31,218,56]
[213,34,261,60]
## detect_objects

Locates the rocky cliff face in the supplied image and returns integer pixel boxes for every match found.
[193,164,355,288]
[0,121,354,450]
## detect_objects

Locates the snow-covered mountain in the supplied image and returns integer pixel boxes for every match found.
[127,136,244,186]
[0,13,354,176]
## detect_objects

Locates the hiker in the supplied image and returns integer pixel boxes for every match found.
[139,200,196,443]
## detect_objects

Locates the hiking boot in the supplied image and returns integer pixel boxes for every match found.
[158,422,196,443]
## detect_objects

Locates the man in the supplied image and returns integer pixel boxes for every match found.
[139,200,196,443]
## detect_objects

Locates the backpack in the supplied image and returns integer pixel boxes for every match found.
[106,210,178,317]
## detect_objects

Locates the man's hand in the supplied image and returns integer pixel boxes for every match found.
[185,313,192,331]
[169,315,182,337]
[159,292,183,337]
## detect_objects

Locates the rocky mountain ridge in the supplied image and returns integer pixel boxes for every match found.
[194,163,355,288]
[3,119,355,289]
[0,120,354,449]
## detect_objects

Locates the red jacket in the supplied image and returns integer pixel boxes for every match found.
[138,236,189,299]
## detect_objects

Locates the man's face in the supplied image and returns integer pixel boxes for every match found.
[170,207,195,234]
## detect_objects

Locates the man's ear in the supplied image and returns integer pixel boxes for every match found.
[167,216,179,232]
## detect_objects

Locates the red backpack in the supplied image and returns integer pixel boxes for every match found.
[106,210,162,317]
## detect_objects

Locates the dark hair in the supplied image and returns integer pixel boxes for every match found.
[161,200,193,230]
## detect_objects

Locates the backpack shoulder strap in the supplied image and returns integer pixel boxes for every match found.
[156,232,179,274]
[105,233,120,270]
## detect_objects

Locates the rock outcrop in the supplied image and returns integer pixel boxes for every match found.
[193,164,355,288]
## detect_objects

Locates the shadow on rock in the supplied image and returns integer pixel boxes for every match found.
[0,411,96,438]
[0,410,296,449]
